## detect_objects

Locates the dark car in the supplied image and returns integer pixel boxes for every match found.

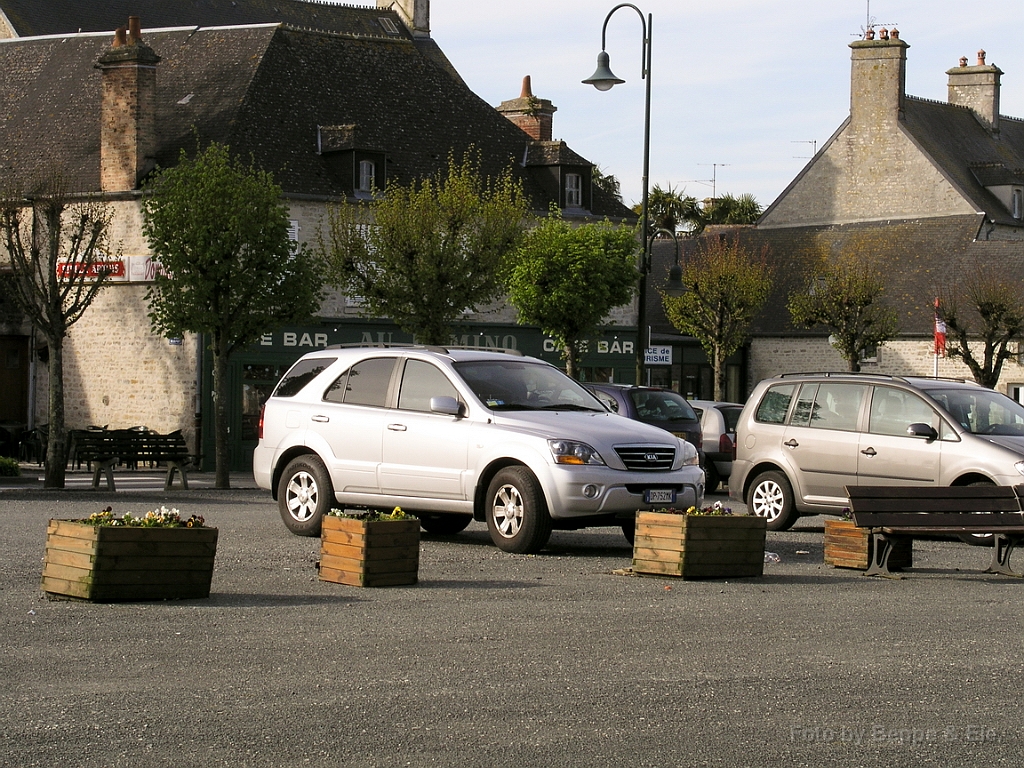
[588,383,704,460]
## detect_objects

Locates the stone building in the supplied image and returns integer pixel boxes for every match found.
[0,0,635,468]
[648,29,1024,403]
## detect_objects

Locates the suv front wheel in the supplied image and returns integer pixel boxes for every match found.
[278,455,334,536]
[747,470,798,531]
[485,466,553,554]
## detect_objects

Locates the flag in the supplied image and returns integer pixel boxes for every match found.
[933,298,946,357]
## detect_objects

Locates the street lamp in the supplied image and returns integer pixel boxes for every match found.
[583,3,653,385]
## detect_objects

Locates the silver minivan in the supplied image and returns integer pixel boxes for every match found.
[730,373,1024,531]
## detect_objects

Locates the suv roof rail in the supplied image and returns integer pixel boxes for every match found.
[774,371,973,385]
[326,342,524,356]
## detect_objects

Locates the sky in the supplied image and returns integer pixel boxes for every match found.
[406,0,1024,211]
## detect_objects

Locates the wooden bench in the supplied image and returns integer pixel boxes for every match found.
[71,429,194,491]
[846,485,1024,578]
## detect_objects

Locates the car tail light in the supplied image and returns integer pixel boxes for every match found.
[722,432,736,460]
[257,404,265,441]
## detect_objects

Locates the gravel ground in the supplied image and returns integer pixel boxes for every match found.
[1,484,1022,767]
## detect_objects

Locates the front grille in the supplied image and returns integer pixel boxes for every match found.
[615,446,675,471]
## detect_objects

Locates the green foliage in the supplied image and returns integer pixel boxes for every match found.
[142,142,323,355]
[631,184,702,234]
[592,166,622,203]
[703,193,763,226]
[321,151,528,345]
[662,235,771,399]
[505,211,639,379]
[939,268,1024,388]
[787,251,898,372]
[0,456,20,477]
[81,506,207,528]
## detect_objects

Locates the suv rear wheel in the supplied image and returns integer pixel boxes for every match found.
[419,514,473,535]
[747,470,798,531]
[486,466,553,554]
[278,455,333,536]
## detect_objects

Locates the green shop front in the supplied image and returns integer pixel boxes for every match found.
[200,320,639,472]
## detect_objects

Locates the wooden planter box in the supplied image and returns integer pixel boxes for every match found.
[632,512,767,579]
[824,518,912,571]
[319,515,419,587]
[41,519,218,601]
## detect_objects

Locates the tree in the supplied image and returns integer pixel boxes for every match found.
[631,184,702,234]
[787,251,898,372]
[592,166,622,203]
[321,152,527,345]
[938,268,1024,388]
[0,178,114,487]
[703,193,763,225]
[142,142,323,489]
[506,211,638,379]
[661,235,771,400]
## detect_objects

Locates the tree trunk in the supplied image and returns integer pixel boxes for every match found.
[212,347,231,489]
[713,343,726,402]
[43,341,67,488]
[564,341,578,381]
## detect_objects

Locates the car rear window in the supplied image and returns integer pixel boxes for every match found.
[720,406,741,432]
[273,357,337,398]
[628,390,697,422]
[755,384,796,424]
[323,357,396,407]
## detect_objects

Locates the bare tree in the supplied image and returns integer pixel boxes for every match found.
[0,178,114,487]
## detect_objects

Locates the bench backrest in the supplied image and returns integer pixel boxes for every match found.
[72,430,190,460]
[846,485,1024,528]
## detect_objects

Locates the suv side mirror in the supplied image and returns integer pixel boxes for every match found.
[431,396,464,418]
[906,422,938,441]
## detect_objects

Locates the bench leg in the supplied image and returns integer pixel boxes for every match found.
[864,532,903,579]
[92,460,116,491]
[164,463,190,491]
[985,535,1024,577]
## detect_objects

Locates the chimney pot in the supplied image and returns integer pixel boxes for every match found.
[864,28,875,40]
[520,75,533,99]
[977,50,986,66]
[113,26,127,47]
[890,28,899,40]
[960,56,968,67]
[879,28,889,40]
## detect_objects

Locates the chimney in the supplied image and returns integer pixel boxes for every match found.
[95,17,161,191]
[849,29,909,128]
[947,49,1002,133]
[376,0,429,38]
[496,76,557,142]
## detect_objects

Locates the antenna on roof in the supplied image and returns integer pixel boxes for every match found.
[792,140,817,159]
[858,1,897,39]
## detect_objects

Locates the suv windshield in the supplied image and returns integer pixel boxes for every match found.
[925,387,1024,436]
[454,360,604,412]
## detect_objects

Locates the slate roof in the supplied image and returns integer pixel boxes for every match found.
[647,215,1024,339]
[903,96,1024,227]
[0,24,632,218]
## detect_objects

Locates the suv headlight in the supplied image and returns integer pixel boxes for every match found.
[549,439,605,466]
[679,440,700,466]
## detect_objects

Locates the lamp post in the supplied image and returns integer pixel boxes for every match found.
[583,3,652,385]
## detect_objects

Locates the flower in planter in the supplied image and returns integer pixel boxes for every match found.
[81,506,206,528]
[328,506,417,522]
[648,500,734,516]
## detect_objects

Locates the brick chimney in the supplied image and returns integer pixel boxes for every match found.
[95,16,161,191]
[947,50,1002,133]
[376,0,429,38]
[496,76,557,142]
[849,28,909,127]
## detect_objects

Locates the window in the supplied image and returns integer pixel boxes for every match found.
[397,360,460,412]
[565,173,582,207]
[323,358,395,406]
[803,383,868,431]
[358,160,375,193]
[868,387,941,437]
[755,384,796,424]
[1014,188,1024,220]
[273,358,337,398]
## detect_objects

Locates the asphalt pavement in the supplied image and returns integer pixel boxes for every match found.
[1,480,1021,767]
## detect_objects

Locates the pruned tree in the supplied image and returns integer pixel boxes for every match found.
[0,177,114,487]
[506,210,638,379]
[661,235,771,400]
[321,151,527,345]
[142,141,324,489]
[938,267,1024,388]
[787,251,898,372]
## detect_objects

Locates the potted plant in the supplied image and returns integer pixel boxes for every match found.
[319,507,419,587]
[824,515,912,571]
[41,506,217,601]
[632,502,767,579]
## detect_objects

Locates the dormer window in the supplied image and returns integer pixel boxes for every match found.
[566,173,582,207]
[358,160,376,193]
[1013,188,1023,220]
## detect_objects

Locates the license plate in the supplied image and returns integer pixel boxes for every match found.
[644,489,676,504]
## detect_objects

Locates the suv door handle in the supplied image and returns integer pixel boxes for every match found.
[783,439,799,448]
[861,447,877,456]
[387,424,407,432]
[311,415,329,423]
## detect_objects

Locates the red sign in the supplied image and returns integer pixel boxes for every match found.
[55,260,126,280]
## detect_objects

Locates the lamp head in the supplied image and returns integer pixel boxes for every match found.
[582,51,624,91]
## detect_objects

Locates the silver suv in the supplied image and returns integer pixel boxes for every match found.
[254,346,703,553]
[731,373,1024,530]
